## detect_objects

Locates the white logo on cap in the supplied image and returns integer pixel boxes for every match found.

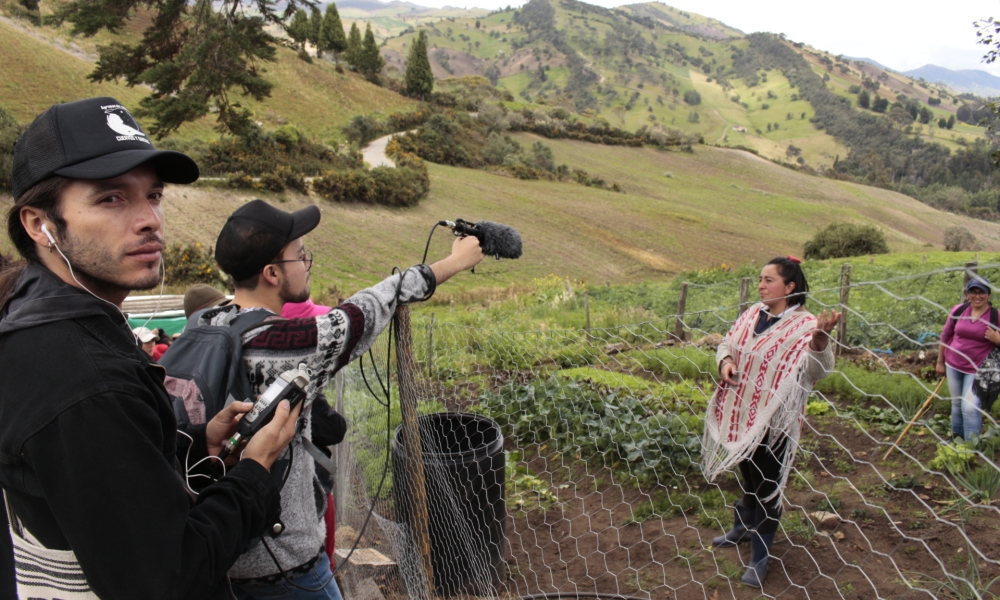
[101,104,151,144]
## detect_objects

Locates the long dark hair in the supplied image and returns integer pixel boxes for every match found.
[0,176,71,309]
[766,256,809,307]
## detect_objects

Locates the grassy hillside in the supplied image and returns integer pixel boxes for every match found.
[4,138,994,296]
[380,0,986,170]
[0,8,417,143]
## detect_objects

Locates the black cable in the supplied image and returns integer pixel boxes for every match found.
[332,265,408,576]
[421,222,443,265]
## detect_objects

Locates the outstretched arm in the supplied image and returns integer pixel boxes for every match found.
[429,235,484,286]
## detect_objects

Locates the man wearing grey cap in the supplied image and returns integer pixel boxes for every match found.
[201,199,483,599]
[0,97,303,599]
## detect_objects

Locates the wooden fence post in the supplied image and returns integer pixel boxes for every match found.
[837,264,851,356]
[674,282,688,342]
[963,261,979,302]
[394,305,434,597]
[738,277,751,316]
[426,313,435,379]
[585,291,591,339]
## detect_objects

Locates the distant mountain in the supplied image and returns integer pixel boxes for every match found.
[333,0,433,11]
[903,64,1000,97]
[843,56,893,71]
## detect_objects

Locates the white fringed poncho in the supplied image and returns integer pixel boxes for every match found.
[702,303,834,501]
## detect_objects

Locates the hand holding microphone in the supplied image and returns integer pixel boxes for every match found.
[439,219,523,260]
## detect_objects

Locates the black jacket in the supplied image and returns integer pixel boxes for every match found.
[0,263,281,599]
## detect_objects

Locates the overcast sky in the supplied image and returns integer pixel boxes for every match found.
[420,0,1000,76]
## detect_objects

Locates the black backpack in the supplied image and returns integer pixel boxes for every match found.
[159,305,275,426]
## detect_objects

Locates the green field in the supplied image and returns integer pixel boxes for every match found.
[5,137,994,299]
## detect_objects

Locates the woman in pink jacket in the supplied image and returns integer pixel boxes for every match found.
[936,277,1000,440]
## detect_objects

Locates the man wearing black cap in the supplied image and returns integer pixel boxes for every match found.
[0,97,303,599]
[207,199,482,598]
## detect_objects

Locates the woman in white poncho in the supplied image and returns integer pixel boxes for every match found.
[702,256,840,588]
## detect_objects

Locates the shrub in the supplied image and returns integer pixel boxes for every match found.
[163,242,228,287]
[312,152,429,207]
[803,223,889,259]
[342,114,383,145]
[187,127,357,177]
[943,226,977,252]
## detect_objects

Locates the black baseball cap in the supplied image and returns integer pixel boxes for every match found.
[215,199,321,281]
[11,96,199,199]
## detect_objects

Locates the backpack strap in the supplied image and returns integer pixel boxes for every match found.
[222,310,282,408]
[991,305,999,329]
[951,302,971,319]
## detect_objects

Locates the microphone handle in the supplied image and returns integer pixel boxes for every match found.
[451,219,481,240]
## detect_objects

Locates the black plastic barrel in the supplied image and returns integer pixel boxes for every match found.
[392,412,506,596]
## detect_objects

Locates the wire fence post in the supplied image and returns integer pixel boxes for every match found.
[837,264,851,356]
[426,313,434,379]
[738,277,751,316]
[963,260,979,301]
[585,291,591,339]
[394,305,434,597]
[674,282,688,342]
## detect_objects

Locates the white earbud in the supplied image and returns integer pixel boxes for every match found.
[41,223,56,245]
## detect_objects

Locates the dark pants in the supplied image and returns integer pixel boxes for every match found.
[737,433,788,536]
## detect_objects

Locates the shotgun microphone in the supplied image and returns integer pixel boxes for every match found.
[439,219,523,260]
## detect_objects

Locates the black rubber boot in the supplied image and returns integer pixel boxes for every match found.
[711,501,754,548]
[741,532,775,588]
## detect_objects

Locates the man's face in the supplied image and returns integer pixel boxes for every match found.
[277,238,311,305]
[55,165,165,294]
[141,339,156,357]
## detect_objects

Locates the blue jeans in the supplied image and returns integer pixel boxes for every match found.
[946,365,982,440]
[233,553,344,600]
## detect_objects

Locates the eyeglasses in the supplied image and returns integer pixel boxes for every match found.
[271,250,313,272]
[968,288,990,295]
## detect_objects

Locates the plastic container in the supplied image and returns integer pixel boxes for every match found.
[392,412,506,596]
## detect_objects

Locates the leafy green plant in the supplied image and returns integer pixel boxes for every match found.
[929,442,976,472]
[479,376,704,485]
[781,511,816,543]
[806,400,831,416]
[507,451,559,514]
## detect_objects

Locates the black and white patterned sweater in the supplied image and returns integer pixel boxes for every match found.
[218,265,436,579]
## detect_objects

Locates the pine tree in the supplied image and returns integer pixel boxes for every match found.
[345,22,363,70]
[288,9,311,53]
[359,23,385,81]
[320,4,348,67]
[55,0,319,137]
[309,7,322,57]
[403,30,434,99]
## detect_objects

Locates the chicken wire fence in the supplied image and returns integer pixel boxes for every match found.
[326,263,1000,600]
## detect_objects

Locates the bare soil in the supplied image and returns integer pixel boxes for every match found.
[486,408,1000,599]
